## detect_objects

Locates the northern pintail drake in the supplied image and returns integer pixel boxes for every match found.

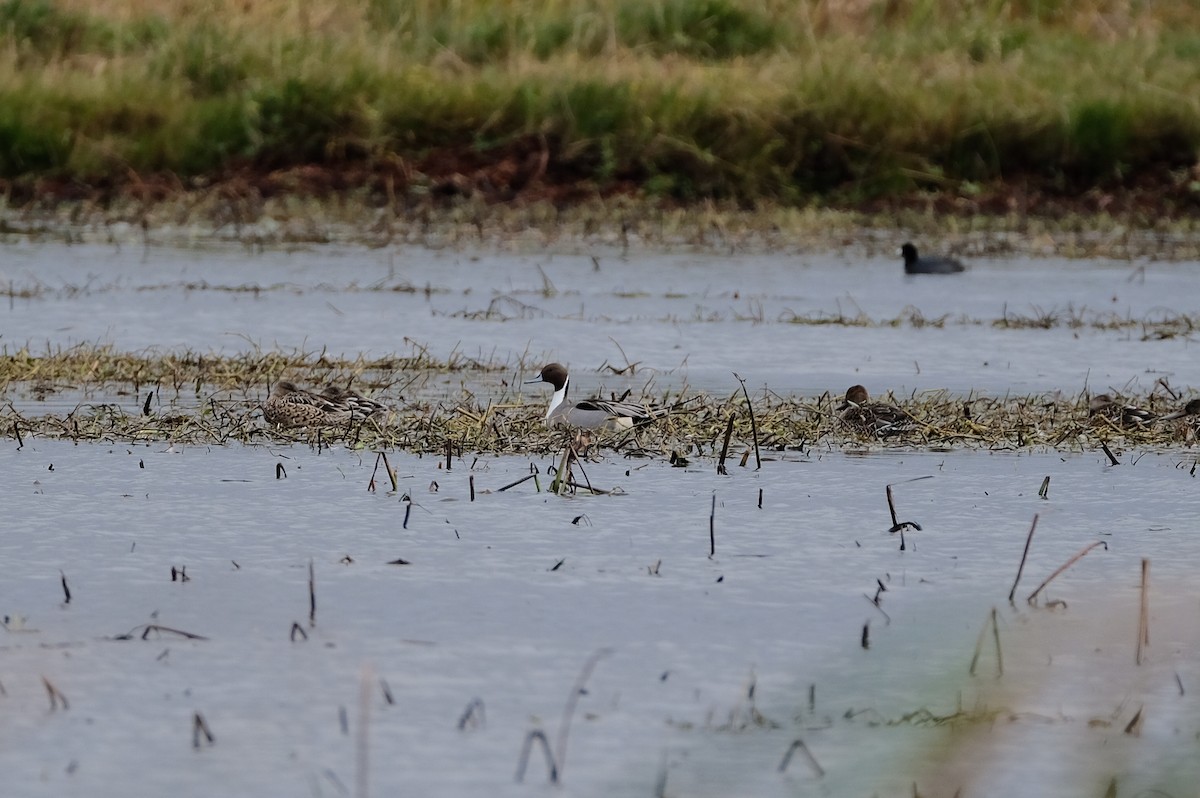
[900,242,966,275]
[1157,398,1200,422]
[837,385,915,437]
[263,381,387,429]
[525,363,676,431]
[1087,394,1155,427]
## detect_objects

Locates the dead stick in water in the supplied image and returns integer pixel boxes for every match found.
[554,648,612,782]
[1026,541,1108,604]
[1008,514,1039,603]
[41,676,69,711]
[732,373,761,470]
[60,570,71,604]
[192,712,215,748]
[308,559,316,627]
[1136,558,1150,665]
[1100,442,1120,466]
[968,607,1004,677]
[381,451,397,492]
[497,473,538,492]
[778,738,824,776]
[515,729,558,784]
[709,494,716,557]
[716,415,735,476]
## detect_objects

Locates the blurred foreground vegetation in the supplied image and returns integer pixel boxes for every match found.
[1,0,1199,211]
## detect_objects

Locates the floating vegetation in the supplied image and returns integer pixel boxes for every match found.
[1,346,1196,452]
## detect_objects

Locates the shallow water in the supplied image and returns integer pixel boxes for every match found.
[1,442,1198,797]
[3,241,1198,396]
[3,238,1200,796]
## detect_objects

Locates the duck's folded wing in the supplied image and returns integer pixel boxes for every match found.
[577,398,672,422]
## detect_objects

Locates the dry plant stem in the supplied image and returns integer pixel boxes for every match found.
[733,373,761,470]
[554,648,613,781]
[41,676,68,711]
[717,415,735,476]
[368,453,384,492]
[1136,558,1150,665]
[1008,514,1039,603]
[136,624,208,640]
[778,738,824,777]
[709,494,716,557]
[1124,705,1144,736]
[60,570,71,604]
[969,607,1003,677]
[1026,541,1109,604]
[497,473,538,492]
[515,730,558,784]
[1100,442,1121,466]
[457,698,486,731]
[192,712,215,748]
[381,451,397,492]
[886,484,900,529]
[308,559,316,627]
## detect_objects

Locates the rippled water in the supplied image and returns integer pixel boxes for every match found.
[3,240,1198,396]
[2,238,1200,796]
[1,442,1198,797]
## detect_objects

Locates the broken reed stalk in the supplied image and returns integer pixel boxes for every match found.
[133,624,208,641]
[553,648,613,782]
[457,698,486,730]
[1100,442,1120,466]
[777,738,824,777]
[886,484,899,528]
[968,607,1003,677]
[1136,558,1150,665]
[192,712,215,748]
[497,473,538,492]
[1038,476,1050,499]
[716,415,735,476]
[60,570,71,604]
[515,729,558,784]
[885,476,931,534]
[41,676,69,711]
[709,494,716,557]
[308,559,316,627]
[733,373,761,470]
[1008,514,1039,602]
[550,441,573,495]
[382,452,397,492]
[276,462,287,479]
[1026,541,1109,604]
[469,474,475,501]
[1124,705,1144,736]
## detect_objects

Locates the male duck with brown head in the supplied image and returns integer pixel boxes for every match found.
[1087,394,1156,427]
[525,363,676,431]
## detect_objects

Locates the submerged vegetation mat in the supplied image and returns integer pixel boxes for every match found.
[1,0,1199,224]
[2,345,1196,454]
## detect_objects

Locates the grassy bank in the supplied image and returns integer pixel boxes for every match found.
[1,0,1199,211]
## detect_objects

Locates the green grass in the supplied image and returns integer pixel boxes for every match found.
[1,0,1199,205]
